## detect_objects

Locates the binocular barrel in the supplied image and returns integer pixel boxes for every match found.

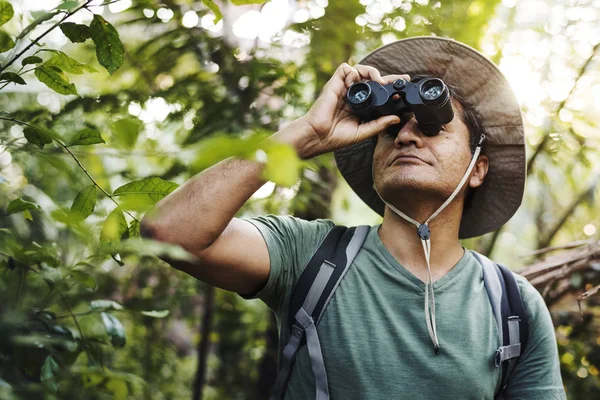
[345,77,454,136]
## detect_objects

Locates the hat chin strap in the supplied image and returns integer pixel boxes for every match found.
[373,135,485,355]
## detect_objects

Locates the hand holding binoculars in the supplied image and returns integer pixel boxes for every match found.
[345,77,454,136]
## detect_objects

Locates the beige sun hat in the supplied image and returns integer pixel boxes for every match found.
[333,36,526,239]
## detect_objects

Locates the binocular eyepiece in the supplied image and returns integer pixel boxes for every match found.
[346,77,454,136]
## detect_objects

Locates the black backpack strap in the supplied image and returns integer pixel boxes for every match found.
[471,251,530,400]
[494,263,530,398]
[269,225,370,400]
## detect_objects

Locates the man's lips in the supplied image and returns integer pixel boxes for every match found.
[389,153,428,166]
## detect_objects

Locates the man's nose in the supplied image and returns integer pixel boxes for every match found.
[394,117,423,148]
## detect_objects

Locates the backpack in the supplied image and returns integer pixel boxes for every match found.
[268,225,530,400]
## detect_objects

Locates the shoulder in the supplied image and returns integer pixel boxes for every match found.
[240,214,337,244]
[512,273,551,327]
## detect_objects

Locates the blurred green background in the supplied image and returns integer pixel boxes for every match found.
[1,0,599,398]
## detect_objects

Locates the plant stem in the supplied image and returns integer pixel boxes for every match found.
[0,0,94,74]
[59,289,99,366]
[38,287,55,311]
[54,309,95,320]
[62,145,139,222]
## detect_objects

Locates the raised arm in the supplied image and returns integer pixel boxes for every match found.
[140,63,405,295]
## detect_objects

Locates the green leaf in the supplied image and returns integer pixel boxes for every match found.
[40,356,60,392]
[70,185,97,221]
[106,378,128,400]
[260,141,300,187]
[100,208,128,244]
[90,299,123,311]
[90,14,124,74]
[113,177,179,211]
[7,198,41,214]
[17,11,60,40]
[68,128,105,146]
[0,72,25,85]
[44,50,96,74]
[109,117,143,150]
[56,1,80,11]
[59,22,90,43]
[201,0,223,23]
[128,220,140,238]
[0,1,14,27]
[191,133,268,170]
[111,254,124,266]
[22,55,43,66]
[100,312,126,348]
[140,310,169,318]
[23,125,57,148]
[99,238,197,264]
[23,209,33,221]
[0,30,15,53]
[69,269,97,291]
[51,207,84,226]
[34,65,77,95]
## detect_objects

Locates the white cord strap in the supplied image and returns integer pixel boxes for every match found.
[373,135,485,355]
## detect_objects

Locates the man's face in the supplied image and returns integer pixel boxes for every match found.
[372,100,486,205]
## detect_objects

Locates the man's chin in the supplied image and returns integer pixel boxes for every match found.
[378,180,449,203]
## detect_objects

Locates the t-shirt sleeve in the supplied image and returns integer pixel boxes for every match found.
[503,276,567,399]
[236,214,336,316]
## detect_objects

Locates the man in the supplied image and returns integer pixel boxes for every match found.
[141,37,566,399]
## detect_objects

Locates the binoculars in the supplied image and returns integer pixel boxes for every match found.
[345,77,454,136]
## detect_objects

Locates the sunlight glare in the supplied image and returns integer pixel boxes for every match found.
[584,224,597,236]
[182,11,199,28]
[109,0,132,13]
[252,181,276,199]
[201,14,223,32]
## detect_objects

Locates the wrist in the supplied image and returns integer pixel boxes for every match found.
[270,117,319,160]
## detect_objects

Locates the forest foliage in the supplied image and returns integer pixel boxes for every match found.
[0,0,599,399]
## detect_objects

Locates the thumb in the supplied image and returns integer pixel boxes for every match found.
[355,115,401,141]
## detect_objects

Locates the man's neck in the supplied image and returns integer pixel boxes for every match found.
[377,201,465,285]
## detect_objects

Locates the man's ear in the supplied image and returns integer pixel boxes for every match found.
[469,154,489,189]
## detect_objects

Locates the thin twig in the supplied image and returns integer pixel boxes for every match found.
[59,289,99,366]
[524,239,596,258]
[38,287,55,311]
[54,309,95,320]
[0,0,94,74]
[17,265,25,310]
[538,174,600,249]
[62,146,139,222]
[577,283,600,318]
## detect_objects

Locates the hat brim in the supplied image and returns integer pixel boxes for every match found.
[333,37,526,239]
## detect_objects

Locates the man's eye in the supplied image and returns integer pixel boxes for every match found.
[385,125,400,137]
[385,114,411,137]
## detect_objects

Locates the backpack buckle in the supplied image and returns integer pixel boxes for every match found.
[495,348,503,368]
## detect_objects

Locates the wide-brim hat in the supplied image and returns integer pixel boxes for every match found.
[334,36,526,239]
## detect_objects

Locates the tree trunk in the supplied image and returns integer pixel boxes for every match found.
[193,284,215,400]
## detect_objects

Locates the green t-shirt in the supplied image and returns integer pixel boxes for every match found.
[239,214,566,400]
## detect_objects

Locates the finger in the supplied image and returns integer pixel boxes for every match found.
[355,115,401,142]
[339,63,361,88]
[381,74,411,85]
[354,64,385,85]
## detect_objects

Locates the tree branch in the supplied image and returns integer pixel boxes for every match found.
[537,174,600,249]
